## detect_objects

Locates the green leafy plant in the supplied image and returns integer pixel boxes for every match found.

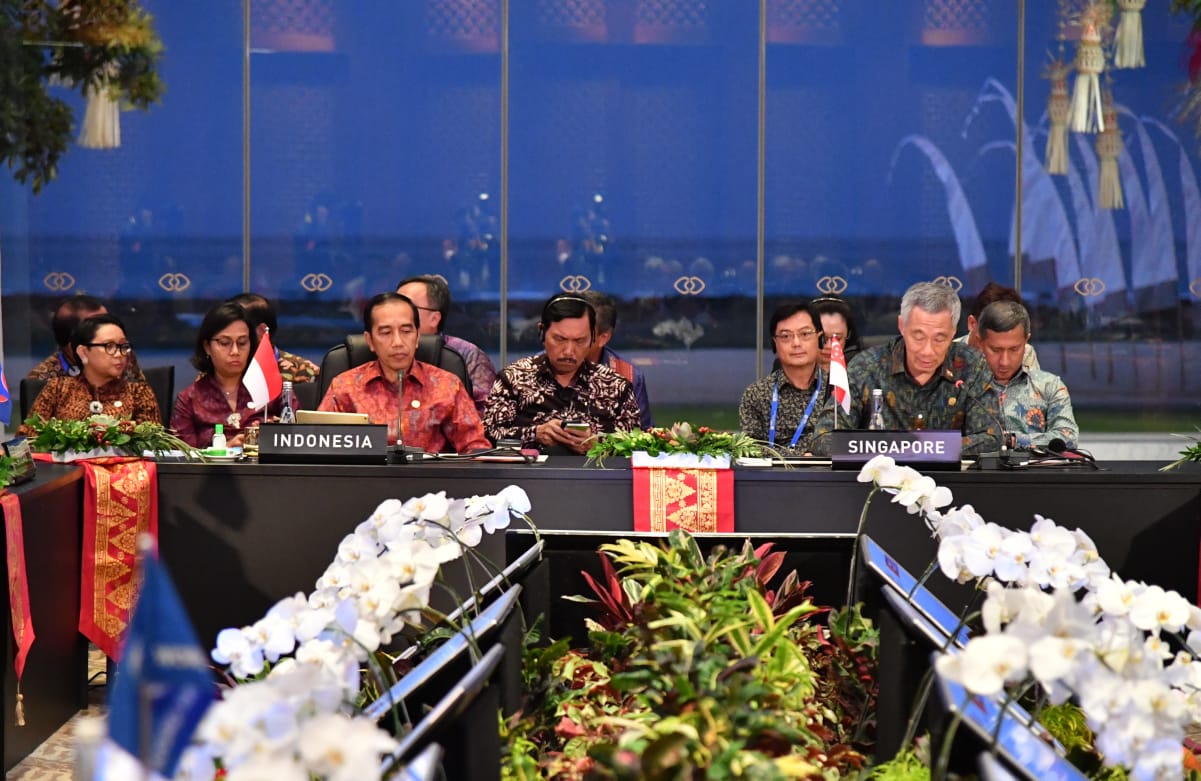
[586,421,763,467]
[0,453,12,487]
[0,0,165,192]
[502,531,879,779]
[23,413,195,457]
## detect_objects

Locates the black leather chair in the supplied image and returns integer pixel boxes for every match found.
[291,380,323,411]
[18,378,47,423]
[142,365,175,423]
[317,334,471,402]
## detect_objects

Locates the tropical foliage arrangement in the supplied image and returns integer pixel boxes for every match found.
[502,531,879,779]
[0,0,165,192]
[586,421,762,466]
[23,413,194,456]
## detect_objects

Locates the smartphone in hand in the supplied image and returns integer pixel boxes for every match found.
[562,421,590,434]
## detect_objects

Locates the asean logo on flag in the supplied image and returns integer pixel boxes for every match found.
[0,361,12,426]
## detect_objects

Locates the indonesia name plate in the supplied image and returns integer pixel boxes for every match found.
[257,423,389,464]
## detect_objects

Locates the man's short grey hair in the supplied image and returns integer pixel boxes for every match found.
[900,281,961,330]
[977,300,1031,339]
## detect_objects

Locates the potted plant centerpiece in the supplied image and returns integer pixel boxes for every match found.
[586,421,762,468]
[23,413,195,461]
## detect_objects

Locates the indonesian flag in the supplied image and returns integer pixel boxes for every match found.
[243,330,283,411]
[829,335,851,415]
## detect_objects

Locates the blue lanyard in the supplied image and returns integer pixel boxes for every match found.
[769,368,823,448]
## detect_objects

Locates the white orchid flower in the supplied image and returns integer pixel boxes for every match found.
[935,634,1028,696]
[992,532,1034,583]
[212,627,266,679]
[856,454,899,485]
[246,613,297,663]
[932,504,983,539]
[297,713,399,781]
[402,490,450,522]
[1129,584,1190,634]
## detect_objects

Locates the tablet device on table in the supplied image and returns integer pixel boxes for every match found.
[295,410,371,425]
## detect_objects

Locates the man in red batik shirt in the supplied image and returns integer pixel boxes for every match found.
[318,292,490,454]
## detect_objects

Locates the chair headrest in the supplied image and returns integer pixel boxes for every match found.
[344,334,375,368]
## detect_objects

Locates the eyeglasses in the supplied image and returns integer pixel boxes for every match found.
[210,337,251,352]
[773,329,818,343]
[86,342,133,356]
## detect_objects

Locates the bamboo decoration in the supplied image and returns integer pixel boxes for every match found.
[1069,9,1106,133]
[1096,92,1124,209]
[1114,0,1146,69]
[1045,58,1072,174]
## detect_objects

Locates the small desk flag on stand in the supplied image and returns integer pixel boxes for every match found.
[106,538,214,777]
[829,336,851,421]
[243,329,283,411]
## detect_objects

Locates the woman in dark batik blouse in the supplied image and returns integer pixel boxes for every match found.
[171,302,281,448]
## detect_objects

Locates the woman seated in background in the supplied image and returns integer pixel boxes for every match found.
[811,296,862,370]
[171,302,280,448]
[20,314,160,434]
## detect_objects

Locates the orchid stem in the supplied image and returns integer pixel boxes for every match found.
[845,486,879,608]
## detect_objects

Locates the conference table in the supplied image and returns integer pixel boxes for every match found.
[1,463,86,772]
[154,457,1201,650]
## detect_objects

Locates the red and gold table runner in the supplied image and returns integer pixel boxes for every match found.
[1,490,34,724]
[632,467,734,533]
[77,457,158,660]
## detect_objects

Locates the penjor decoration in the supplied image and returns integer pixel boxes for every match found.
[77,69,121,150]
[1044,58,1072,174]
[1069,6,1107,133]
[1113,0,1146,69]
[1096,91,1124,210]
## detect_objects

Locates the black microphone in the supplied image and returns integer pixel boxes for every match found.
[953,377,1011,466]
[1046,438,1097,463]
[392,369,407,463]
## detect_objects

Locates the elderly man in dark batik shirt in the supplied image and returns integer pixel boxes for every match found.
[812,281,1001,456]
[484,294,640,452]
[739,302,831,455]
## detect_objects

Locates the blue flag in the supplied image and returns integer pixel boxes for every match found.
[107,547,215,776]
[0,360,10,426]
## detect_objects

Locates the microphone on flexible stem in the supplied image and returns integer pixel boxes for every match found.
[954,377,1013,469]
[394,369,406,464]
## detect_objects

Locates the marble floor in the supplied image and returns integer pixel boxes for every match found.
[7,648,106,781]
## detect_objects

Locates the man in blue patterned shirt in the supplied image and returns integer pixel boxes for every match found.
[812,281,1001,455]
[976,301,1078,449]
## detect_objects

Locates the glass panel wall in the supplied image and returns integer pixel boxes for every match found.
[509,2,760,426]
[247,0,502,369]
[0,0,243,414]
[3,1,1201,432]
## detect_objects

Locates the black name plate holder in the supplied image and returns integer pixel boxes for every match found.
[828,430,962,470]
[258,423,389,465]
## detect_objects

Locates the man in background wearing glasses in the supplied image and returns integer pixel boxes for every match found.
[739,302,829,456]
[396,275,496,414]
